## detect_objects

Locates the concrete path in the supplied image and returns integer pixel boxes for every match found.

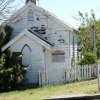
[45,94,100,100]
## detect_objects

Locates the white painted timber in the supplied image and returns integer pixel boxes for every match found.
[2,29,52,52]
[1,1,78,85]
[39,65,97,86]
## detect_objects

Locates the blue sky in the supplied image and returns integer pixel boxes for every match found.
[15,0,100,28]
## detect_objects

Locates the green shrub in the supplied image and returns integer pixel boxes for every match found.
[0,50,27,92]
[79,52,95,65]
[0,25,26,92]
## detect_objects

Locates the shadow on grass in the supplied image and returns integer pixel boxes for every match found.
[0,83,40,93]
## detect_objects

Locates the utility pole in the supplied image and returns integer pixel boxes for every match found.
[92,25,100,91]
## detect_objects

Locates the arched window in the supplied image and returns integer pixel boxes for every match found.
[28,9,34,21]
[21,45,31,66]
[21,45,32,83]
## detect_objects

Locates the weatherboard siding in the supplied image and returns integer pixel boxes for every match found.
[10,35,45,84]
[7,4,72,67]
[2,2,77,84]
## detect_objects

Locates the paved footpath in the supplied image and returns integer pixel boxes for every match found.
[45,94,100,100]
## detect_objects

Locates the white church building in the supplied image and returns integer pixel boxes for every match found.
[2,0,78,85]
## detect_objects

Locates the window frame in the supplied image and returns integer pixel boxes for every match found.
[28,9,34,21]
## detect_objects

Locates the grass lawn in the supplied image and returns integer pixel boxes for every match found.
[0,79,99,100]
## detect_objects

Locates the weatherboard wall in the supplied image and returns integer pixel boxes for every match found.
[2,2,77,84]
[10,34,45,84]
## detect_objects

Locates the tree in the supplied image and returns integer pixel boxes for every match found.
[77,10,100,65]
[0,25,13,52]
[0,1,27,91]
[0,49,27,92]
[0,0,16,23]
[0,25,26,91]
[0,0,15,50]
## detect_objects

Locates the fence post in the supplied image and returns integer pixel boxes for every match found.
[39,69,42,87]
[97,63,100,91]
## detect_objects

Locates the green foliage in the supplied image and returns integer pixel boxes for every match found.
[0,26,5,48]
[0,25,13,91]
[3,25,13,45]
[0,53,11,91]
[0,54,5,70]
[0,25,26,92]
[79,52,95,65]
[0,50,26,92]
[77,10,100,65]
[0,25,13,48]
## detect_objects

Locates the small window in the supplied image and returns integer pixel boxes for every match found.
[28,9,34,21]
[52,50,65,62]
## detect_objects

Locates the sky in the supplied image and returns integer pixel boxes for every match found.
[15,0,100,28]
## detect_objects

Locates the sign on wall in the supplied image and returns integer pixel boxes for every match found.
[52,50,65,62]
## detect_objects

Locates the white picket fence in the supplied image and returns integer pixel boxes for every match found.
[39,65,97,86]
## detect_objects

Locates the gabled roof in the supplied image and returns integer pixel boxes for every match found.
[4,1,74,31]
[2,29,53,52]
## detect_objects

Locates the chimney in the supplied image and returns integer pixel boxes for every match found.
[26,0,36,4]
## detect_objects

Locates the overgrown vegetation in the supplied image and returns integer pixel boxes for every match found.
[77,10,100,65]
[0,25,13,48]
[0,50,26,92]
[0,25,26,92]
